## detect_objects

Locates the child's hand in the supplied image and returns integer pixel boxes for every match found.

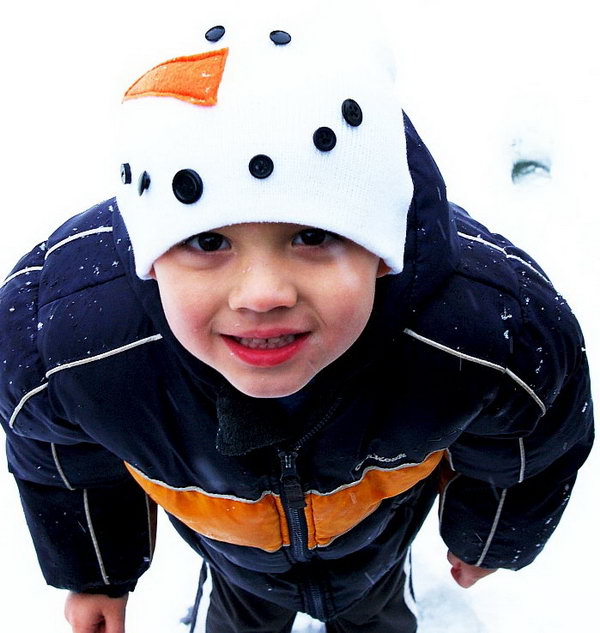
[447,551,498,588]
[64,592,128,633]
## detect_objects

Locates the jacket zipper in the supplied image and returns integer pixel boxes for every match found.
[276,397,343,620]
[278,449,325,620]
[278,450,310,562]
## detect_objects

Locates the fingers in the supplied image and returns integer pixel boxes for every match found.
[104,598,128,633]
[65,592,128,633]
[64,595,100,633]
[447,550,498,588]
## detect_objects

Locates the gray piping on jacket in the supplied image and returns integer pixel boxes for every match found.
[446,448,456,472]
[83,489,110,585]
[145,494,155,563]
[127,463,275,503]
[8,335,163,430]
[457,231,552,286]
[1,266,44,288]
[44,227,114,260]
[475,488,508,567]
[8,383,49,429]
[438,472,461,534]
[518,438,526,484]
[403,550,418,618]
[403,329,546,415]
[51,443,75,491]
[45,335,164,378]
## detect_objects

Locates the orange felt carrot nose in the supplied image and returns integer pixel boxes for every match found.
[123,48,229,106]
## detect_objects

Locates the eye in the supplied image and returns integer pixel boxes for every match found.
[185,232,230,252]
[293,229,339,247]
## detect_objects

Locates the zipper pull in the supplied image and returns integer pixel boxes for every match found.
[278,450,306,509]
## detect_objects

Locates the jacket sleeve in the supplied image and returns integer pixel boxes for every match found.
[0,244,155,595]
[7,436,156,596]
[439,267,594,570]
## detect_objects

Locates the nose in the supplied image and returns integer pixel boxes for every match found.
[228,259,298,313]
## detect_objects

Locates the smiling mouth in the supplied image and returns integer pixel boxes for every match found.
[222,332,310,367]
[231,334,305,350]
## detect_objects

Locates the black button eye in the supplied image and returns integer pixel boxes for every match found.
[173,169,204,204]
[138,171,151,196]
[120,163,132,185]
[270,30,291,45]
[205,25,225,42]
[342,99,363,127]
[313,127,337,152]
[249,155,274,179]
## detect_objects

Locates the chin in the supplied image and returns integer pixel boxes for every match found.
[225,375,310,399]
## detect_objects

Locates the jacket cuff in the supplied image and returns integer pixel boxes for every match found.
[79,582,137,598]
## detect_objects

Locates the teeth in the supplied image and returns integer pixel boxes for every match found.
[234,334,298,349]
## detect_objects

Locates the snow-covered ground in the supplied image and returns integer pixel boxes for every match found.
[1,1,598,631]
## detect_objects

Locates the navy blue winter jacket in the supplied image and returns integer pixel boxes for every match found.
[0,117,593,620]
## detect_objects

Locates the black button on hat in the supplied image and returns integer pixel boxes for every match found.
[313,127,337,152]
[120,163,132,185]
[205,25,226,42]
[138,171,151,196]
[249,155,274,179]
[342,99,363,127]
[173,169,204,204]
[270,30,292,45]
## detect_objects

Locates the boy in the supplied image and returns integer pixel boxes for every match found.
[0,3,593,632]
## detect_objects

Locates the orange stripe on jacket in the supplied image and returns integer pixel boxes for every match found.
[125,463,290,552]
[123,48,229,106]
[305,451,443,548]
[125,451,443,552]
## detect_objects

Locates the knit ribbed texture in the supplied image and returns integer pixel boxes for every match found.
[117,0,413,278]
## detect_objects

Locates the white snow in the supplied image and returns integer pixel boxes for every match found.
[0,1,598,631]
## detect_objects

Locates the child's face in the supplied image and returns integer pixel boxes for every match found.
[150,223,389,398]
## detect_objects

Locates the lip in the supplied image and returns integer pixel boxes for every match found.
[221,332,310,367]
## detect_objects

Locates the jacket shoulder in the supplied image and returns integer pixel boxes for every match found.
[36,199,154,365]
[40,198,124,306]
[0,237,48,434]
[455,205,584,397]
[408,204,586,425]
[0,199,152,439]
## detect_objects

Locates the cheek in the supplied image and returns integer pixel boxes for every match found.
[160,289,211,349]
[336,293,373,339]
[318,271,376,351]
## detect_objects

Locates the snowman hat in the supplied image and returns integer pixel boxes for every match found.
[117,0,414,279]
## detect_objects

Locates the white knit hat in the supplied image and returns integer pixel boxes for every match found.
[116,0,413,279]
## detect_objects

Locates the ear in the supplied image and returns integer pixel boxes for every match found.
[376,259,392,278]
